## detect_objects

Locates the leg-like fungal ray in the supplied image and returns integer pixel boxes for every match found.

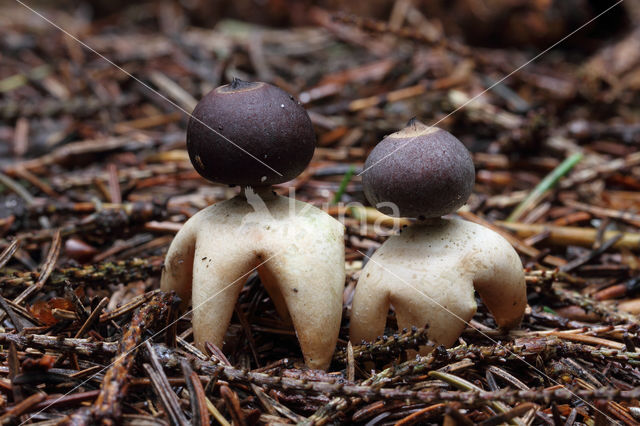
[161,219,197,309]
[351,218,526,350]
[162,191,345,370]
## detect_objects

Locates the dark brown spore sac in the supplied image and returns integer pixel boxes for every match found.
[363,124,475,219]
[186,80,315,186]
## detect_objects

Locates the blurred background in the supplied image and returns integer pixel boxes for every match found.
[1,0,637,161]
[7,0,635,46]
[1,0,639,226]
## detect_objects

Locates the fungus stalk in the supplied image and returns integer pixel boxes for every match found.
[162,80,345,370]
[350,120,526,350]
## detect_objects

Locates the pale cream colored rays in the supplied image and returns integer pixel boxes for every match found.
[162,190,345,370]
[350,218,526,350]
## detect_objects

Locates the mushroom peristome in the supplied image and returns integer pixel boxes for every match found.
[162,79,345,370]
[350,120,526,350]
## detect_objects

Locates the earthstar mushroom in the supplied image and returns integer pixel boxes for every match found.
[350,120,526,350]
[162,79,345,370]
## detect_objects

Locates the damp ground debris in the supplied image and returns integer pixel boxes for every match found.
[1,1,640,424]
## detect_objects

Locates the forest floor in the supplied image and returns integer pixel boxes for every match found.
[1,1,640,424]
